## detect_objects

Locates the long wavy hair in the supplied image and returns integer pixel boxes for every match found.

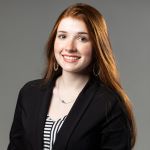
[43,3,136,148]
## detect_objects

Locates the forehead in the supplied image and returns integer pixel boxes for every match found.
[57,17,88,33]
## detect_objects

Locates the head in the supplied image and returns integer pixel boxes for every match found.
[44,3,114,81]
[43,3,136,148]
[54,17,93,75]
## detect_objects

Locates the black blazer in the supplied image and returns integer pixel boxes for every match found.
[7,77,131,150]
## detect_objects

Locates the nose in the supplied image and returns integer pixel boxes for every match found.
[65,38,77,53]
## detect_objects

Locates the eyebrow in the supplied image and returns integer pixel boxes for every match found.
[57,31,88,35]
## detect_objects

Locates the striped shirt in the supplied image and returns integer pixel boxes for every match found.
[43,115,67,150]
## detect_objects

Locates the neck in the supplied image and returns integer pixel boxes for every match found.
[58,71,90,90]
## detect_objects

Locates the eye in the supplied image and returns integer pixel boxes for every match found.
[57,34,66,39]
[77,36,89,42]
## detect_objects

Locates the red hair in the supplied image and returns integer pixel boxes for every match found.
[43,3,136,148]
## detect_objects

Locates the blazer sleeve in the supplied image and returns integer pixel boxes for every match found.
[98,94,132,150]
[7,87,26,150]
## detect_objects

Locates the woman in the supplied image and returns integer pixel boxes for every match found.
[7,3,136,150]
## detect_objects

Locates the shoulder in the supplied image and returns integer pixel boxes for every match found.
[95,81,121,105]
[22,79,43,88]
[16,79,49,106]
[19,79,47,95]
[93,81,128,121]
[91,81,130,129]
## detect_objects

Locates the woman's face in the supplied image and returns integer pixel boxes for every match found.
[54,17,93,74]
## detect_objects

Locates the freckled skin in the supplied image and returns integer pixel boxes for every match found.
[54,17,93,74]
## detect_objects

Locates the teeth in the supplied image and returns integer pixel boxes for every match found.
[63,55,80,60]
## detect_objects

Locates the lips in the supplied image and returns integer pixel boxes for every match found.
[62,54,81,62]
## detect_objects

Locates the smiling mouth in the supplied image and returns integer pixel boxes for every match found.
[62,55,81,62]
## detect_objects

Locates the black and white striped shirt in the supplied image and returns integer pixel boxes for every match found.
[43,115,67,150]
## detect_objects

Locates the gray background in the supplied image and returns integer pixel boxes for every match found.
[0,0,149,149]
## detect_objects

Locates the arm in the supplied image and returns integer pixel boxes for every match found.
[7,88,25,150]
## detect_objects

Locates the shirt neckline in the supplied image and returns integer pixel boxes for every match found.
[46,114,67,122]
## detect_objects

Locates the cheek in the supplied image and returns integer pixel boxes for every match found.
[54,39,63,53]
[81,45,93,60]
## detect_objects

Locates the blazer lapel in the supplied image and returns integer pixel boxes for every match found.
[33,77,99,150]
[34,79,56,150]
[53,77,99,150]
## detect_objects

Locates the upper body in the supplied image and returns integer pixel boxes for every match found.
[8,3,136,150]
[7,76,131,150]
